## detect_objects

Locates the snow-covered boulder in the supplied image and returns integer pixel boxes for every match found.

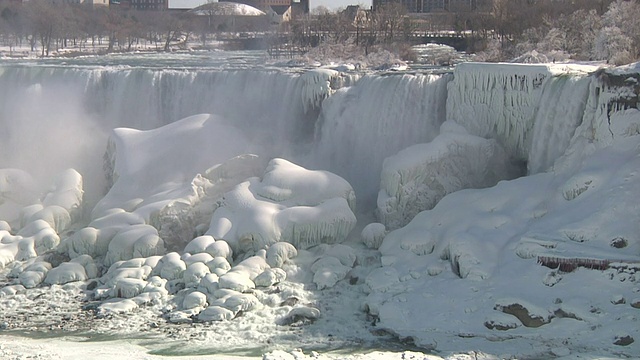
[198,305,235,322]
[218,254,268,292]
[104,224,164,267]
[266,242,297,268]
[309,244,358,290]
[184,235,215,254]
[44,255,97,285]
[207,158,357,253]
[25,205,71,234]
[153,252,187,281]
[254,268,287,287]
[206,257,231,275]
[361,223,387,249]
[18,261,52,288]
[183,291,207,309]
[197,273,220,294]
[183,262,210,287]
[41,169,83,220]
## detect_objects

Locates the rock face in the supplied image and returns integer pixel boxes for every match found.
[494,301,553,328]
[614,335,635,346]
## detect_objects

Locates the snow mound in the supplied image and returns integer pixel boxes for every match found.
[207,158,357,253]
[0,168,85,269]
[95,114,260,251]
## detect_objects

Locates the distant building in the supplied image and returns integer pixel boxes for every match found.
[111,0,308,18]
[220,0,309,22]
[373,0,490,13]
[48,0,110,5]
[188,2,267,31]
[84,0,109,6]
[124,0,167,11]
[342,5,369,27]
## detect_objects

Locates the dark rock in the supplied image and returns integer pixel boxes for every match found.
[280,297,300,307]
[85,280,98,291]
[614,335,634,346]
[495,303,552,328]
[610,237,628,249]
[484,320,518,331]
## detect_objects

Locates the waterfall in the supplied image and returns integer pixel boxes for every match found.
[0,62,613,211]
[310,73,451,204]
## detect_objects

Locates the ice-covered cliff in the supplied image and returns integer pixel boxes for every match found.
[366,64,640,356]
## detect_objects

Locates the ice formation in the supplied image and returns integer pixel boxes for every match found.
[207,158,357,252]
[0,168,83,270]
[366,64,640,355]
[377,120,520,229]
[300,69,342,113]
[0,58,639,358]
[447,63,594,173]
[311,73,450,201]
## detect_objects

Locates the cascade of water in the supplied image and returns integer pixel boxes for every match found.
[0,66,314,203]
[0,62,604,213]
[446,63,551,162]
[528,75,592,173]
[310,73,451,204]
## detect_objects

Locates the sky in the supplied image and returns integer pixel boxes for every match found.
[168,0,372,11]
[311,0,371,10]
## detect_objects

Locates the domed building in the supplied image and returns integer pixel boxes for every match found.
[187,2,269,32]
[189,1,266,16]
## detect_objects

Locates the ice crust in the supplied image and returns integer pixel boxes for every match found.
[0,61,639,358]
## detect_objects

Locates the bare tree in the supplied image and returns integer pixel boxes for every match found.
[23,1,64,57]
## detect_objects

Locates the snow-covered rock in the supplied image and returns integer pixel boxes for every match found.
[361,223,386,249]
[207,158,357,253]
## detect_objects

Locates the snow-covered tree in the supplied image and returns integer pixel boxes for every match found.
[594,0,640,63]
[593,26,634,64]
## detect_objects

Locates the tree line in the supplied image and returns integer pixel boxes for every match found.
[279,0,639,64]
[0,1,233,56]
[1,0,639,65]
[432,0,639,64]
